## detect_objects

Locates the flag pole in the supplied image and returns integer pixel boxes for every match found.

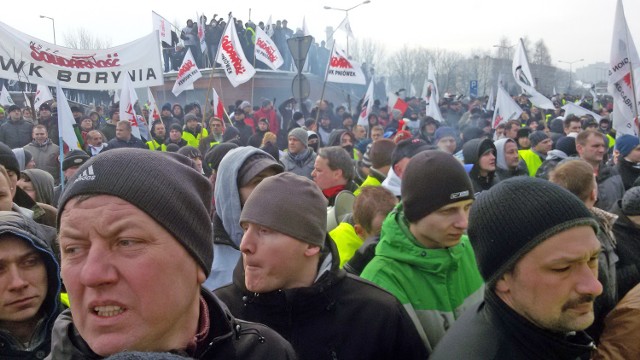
[316,40,336,124]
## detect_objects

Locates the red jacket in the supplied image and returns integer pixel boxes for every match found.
[253,108,280,135]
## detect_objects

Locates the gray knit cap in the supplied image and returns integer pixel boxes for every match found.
[622,186,640,216]
[240,172,327,248]
[57,148,213,276]
[288,128,308,148]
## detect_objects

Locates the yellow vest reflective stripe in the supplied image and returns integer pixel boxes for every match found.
[146,140,167,151]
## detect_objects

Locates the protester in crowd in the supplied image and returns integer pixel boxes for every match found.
[494,138,527,181]
[516,127,532,150]
[105,121,145,150]
[145,120,167,151]
[312,146,358,206]
[417,117,439,144]
[206,147,283,291]
[593,282,640,360]
[381,139,430,197]
[230,110,253,146]
[85,130,107,156]
[199,117,225,156]
[564,114,583,135]
[214,172,427,360]
[177,146,203,174]
[434,127,457,154]
[432,177,602,359]
[0,105,33,149]
[12,148,34,172]
[165,124,188,148]
[518,130,551,176]
[549,159,619,341]
[281,128,316,180]
[362,150,484,354]
[577,129,624,210]
[252,99,279,136]
[179,114,207,148]
[536,135,578,180]
[354,139,395,196]
[51,150,90,207]
[99,109,118,141]
[171,104,184,125]
[248,118,270,148]
[503,119,520,141]
[463,138,499,193]
[18,169,55,206]
[0,211,61,359]
[51,149,295,358]
[610,186,640,299]
[614,134,640,190]
[24,125,60,184]
[317,113,333,146]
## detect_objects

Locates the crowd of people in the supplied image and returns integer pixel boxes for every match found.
[0,88,639,359]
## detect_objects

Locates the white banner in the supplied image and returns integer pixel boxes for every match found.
[152,11,172,45]
[492,86,523,128]
[172,48,202,96]
[512,38,555,110]
[327,47,366,85]
[55,83,81,151]
[0,21,162,90]
[254,26,283,70]
[34,84,53,109]
[0,85,14,107]
[216,19,255,87]
[562,102,603,122]
[357,80,374,126]
[425,62,444,122]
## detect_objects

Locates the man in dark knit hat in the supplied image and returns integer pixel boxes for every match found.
[614,134,640,190]
[52,149,91,207]
[519,130,552,176]
[0,104,33,148]
[215,172,427,360]
[52,148,295,359]
[361,150,484,355]
[431,177,602,360]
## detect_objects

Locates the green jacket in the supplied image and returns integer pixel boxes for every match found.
[361,204,484,354]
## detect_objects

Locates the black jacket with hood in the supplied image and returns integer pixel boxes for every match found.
[214,236,428,360]
[0,211,62,360]
[463,138,499,194]
[610,200,640,298]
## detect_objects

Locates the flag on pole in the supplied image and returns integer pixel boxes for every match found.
[486,87,495,111]
[34,84,53,110]
[0,85,14,107]
[326,47,366,85]
[216,18,256,87]
[197,13,207,54]
[512,38,555,110]
[357,80,374,126]
[425,62,444,122]
[562,102,602,122]
[553,86,558,96]
[492,86,523,128]
[265,15,274,37]
[254,25,284,70]
[589,85,601,111]
[336,16,355,40]
[23,92,31,108]
[608,0,640,136]
[55,83,81,151]
[147,87,161,125]
[387,91,408,116]
[172,48,202,96]
[119,76,142,139]
[212,87,225,121]
[152,11,173,45]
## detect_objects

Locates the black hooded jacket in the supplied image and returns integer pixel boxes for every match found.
[463,138,499,194]
[214,236,427,360]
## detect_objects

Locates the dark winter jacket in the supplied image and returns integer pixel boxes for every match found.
[46,289,296,360]
[0,211,62,360]
[215,236,428,360]
[105,136,146,150]
[616,158,640,190]
[610,200,640,299]
[0,118,33,148]
[595,164,625,211]
[463,138,499,194]
[232,120,253,146]
[430,290,596,360]
[281,148,317,180]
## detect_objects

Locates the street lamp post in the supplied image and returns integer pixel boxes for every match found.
[324,0,371,56]
[492,44,515,60]
[39,15,56,45]
[558,59,584,94]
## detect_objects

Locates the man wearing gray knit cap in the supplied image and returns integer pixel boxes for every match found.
[50,148,295,359]
[280,127,317,179]
[215,172,427,360]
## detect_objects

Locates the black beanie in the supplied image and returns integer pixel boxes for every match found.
[62,150,91,171]
[206,142,238,171]
[555,136,577,156]
[0,142,20,177]
[57,148,213,276]
[468,177,598,286]
[528,130,549,147]
[402,150,475,222]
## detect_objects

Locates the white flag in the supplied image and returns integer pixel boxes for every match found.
[562,102,603,123]
[197,13,207,54]
[512,38,555,110]
[357,80,374,127]
[152,11,172,45]
[119,76,142,139]
[34,84,53,110]
[486,87,495,111]
[55,83,80,151]
[172,48,202,96]
[147,87,161,125]
[608,0,640,136]
[23,92,31,108]
[265,15,274,37]
[553,86,558,96]
[589,85,601,111]
[0,85,14,107]
[425,62,444,122]
[492,86,523,128]
[216,19,256,87]
[336,16,355,40]
[212,87,225,120]
[254,25,284,70]
[327,47,366,85]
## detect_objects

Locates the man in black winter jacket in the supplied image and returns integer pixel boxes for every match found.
[432,177,603,360]
[215,172,427,360]
[50,149,295,359]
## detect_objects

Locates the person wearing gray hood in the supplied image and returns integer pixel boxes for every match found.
[204,147,284,290]
[494,138,528,181]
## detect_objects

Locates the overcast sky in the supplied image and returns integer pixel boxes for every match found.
[3,0,639,71]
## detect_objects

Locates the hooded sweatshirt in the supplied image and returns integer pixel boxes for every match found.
[205,147,270,290]
[22,169,55,205]
[463,138,499,194]
[494,138,528,181]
